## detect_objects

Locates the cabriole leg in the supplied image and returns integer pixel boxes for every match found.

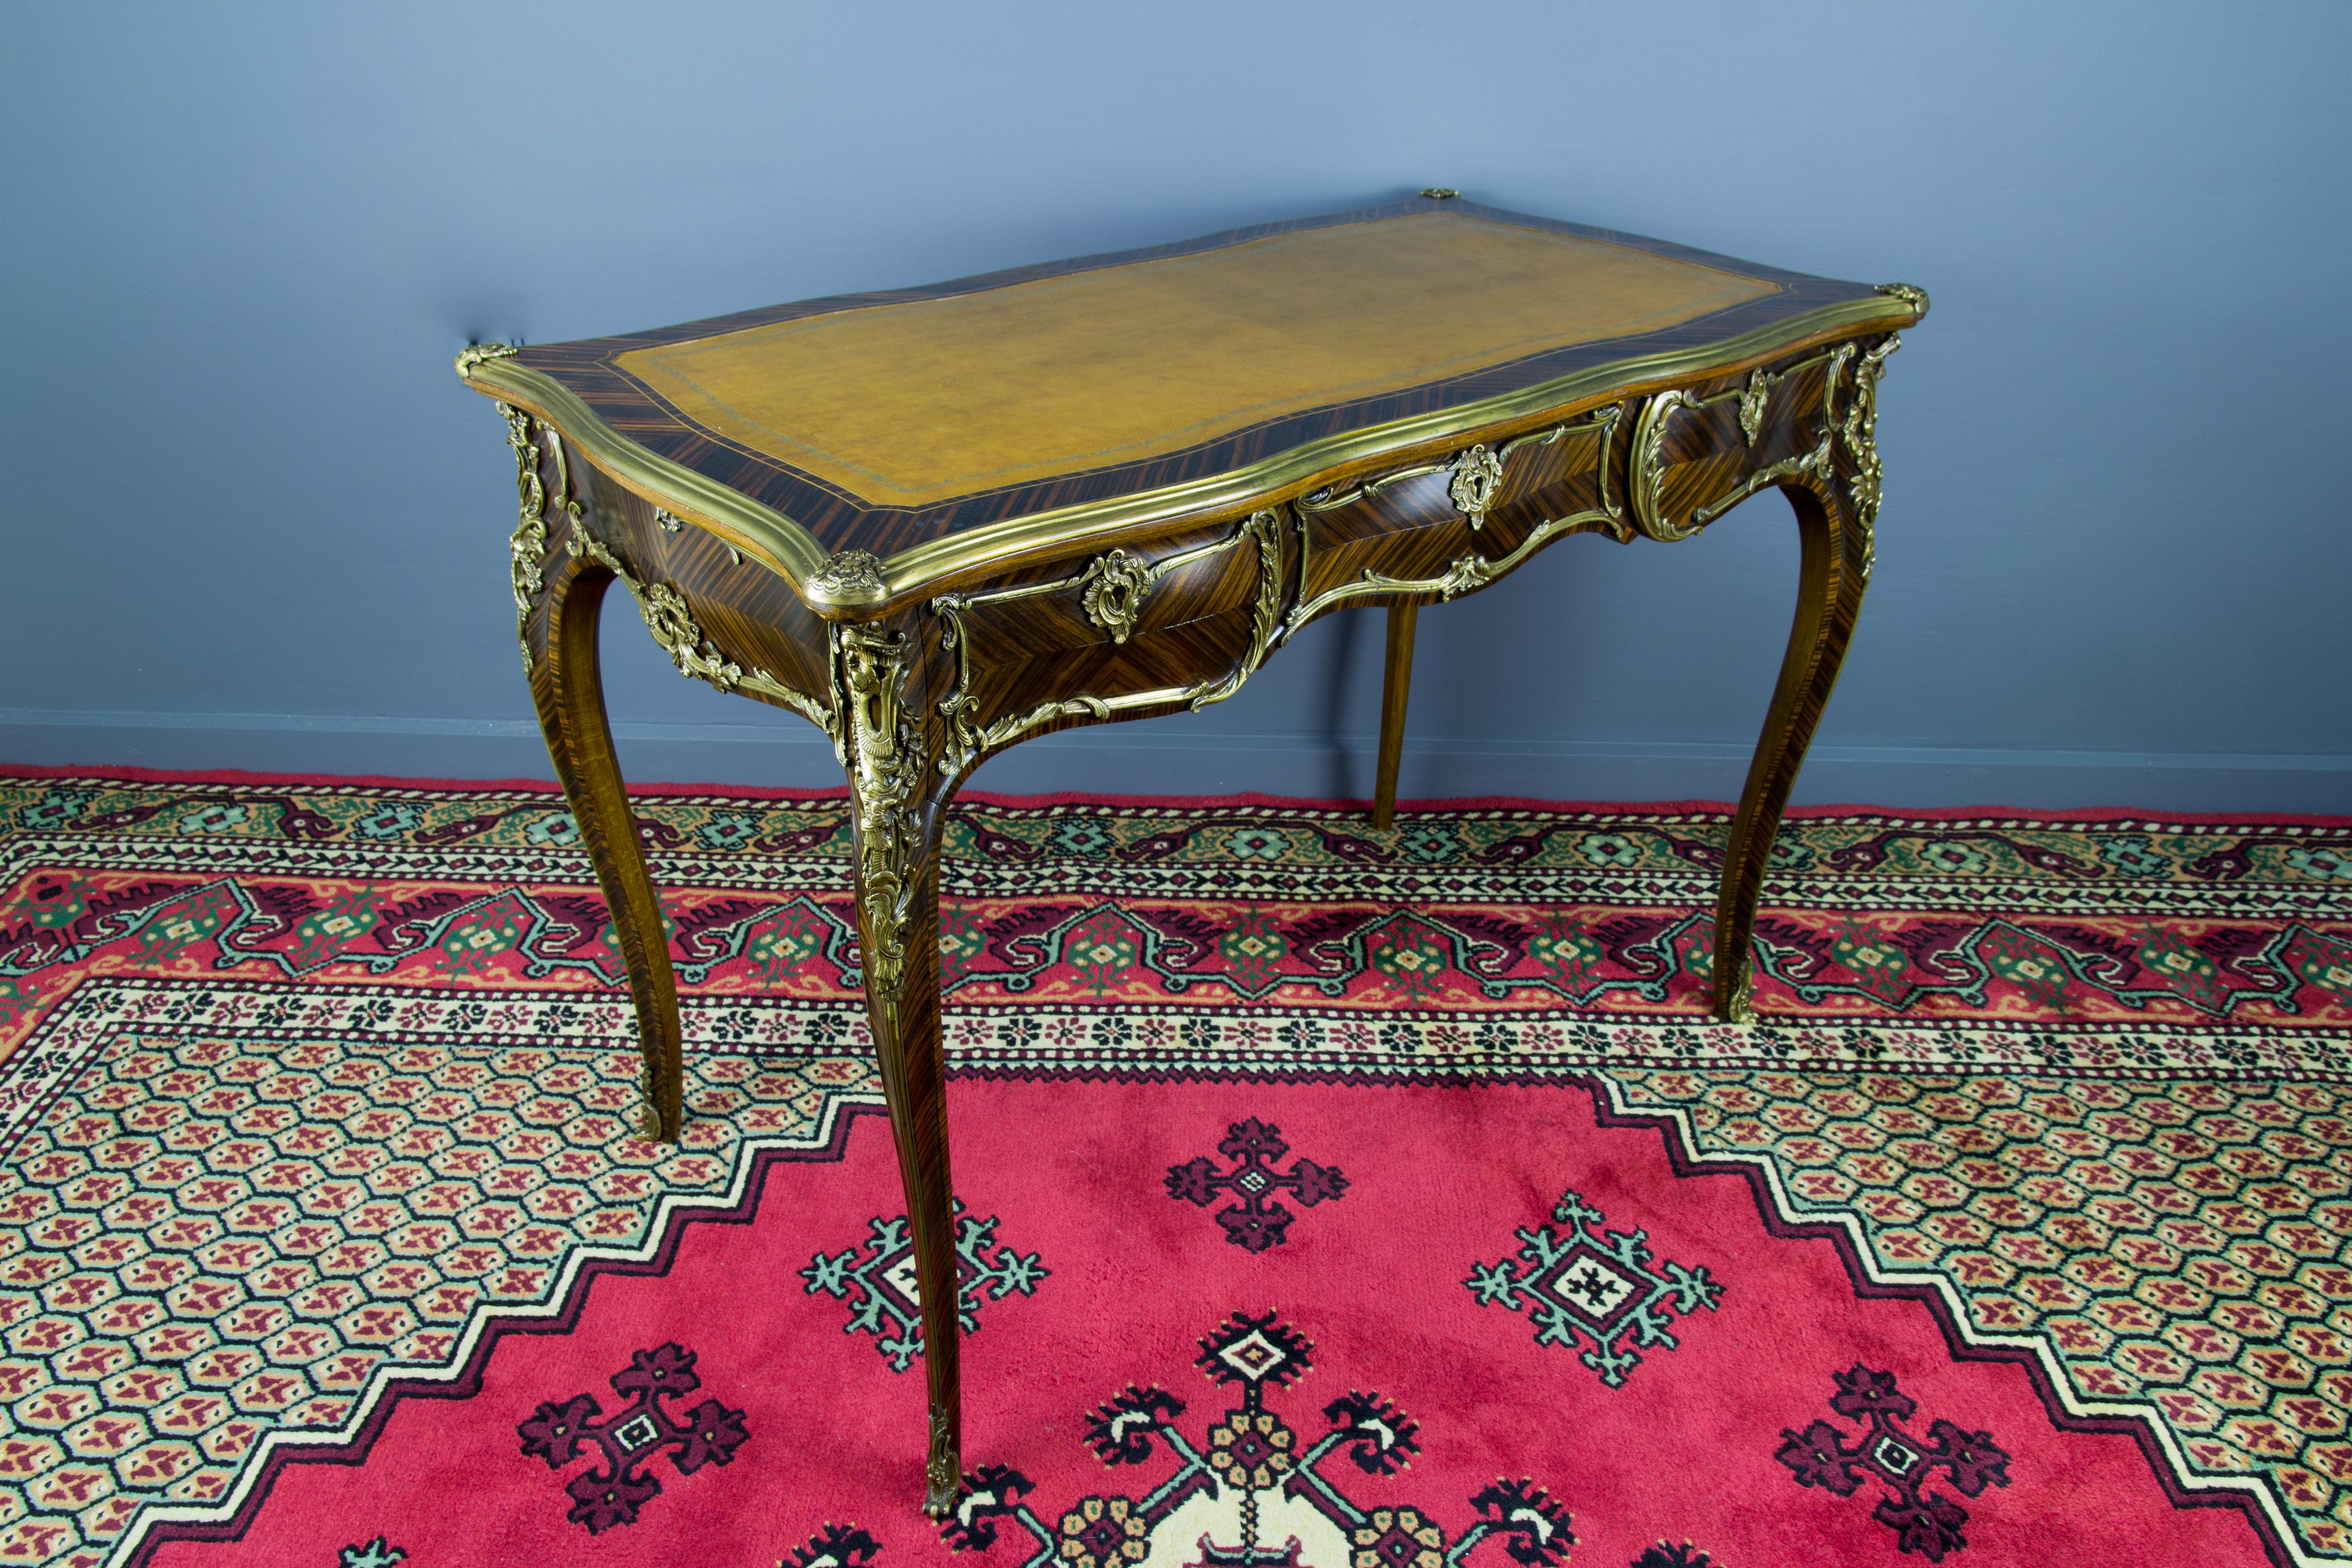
[838,621,963,1517]
[867,839,957,1516]
[1372,599,1419,831]
[1712,481,1870,1022]
[526,545,687,1140]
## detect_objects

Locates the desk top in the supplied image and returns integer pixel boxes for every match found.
[458,195,1919,607]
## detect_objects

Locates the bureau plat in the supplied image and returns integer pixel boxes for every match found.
[454,191,1927,1513]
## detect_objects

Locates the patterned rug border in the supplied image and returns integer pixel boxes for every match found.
[15,977,2346,1188]
[6,763,2348,830]
[108,1097,887,1567]
[97,1064,2306,1568]
[5,772,2344,1564]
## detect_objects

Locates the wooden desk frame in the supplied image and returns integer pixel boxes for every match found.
[459,230,1924,1514]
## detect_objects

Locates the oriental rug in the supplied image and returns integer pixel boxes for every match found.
[0,768,2346,1568]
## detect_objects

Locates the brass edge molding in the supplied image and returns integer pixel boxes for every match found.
[1377,510,1617,601]
[1693,432,1828,529]
[1296,460,1449,514]
[879,292,1922,599]
[929,510,1284,775]
[839,623,922,1024]
[1628,390,1709,543]
[808,549,887,605]
[460,294,1921,613]
[1691,344,1854,528]
[1185,510,1285,710]
[1280,405,1622,637]
[461,357,831,591]
[941,522,1254,642]
[1497,421,1567,461]
[1295,439,1519,523]
[1297,508,1613,624]
[569,529,843,752]
[1298,438,1504,530]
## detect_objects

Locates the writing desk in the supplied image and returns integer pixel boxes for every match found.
[454,192,1926,1513]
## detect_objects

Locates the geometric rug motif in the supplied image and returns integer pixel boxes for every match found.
[110,1070,2279,1568]
[1,769,2347,1567]
[1465,1186,1724,1387]
[941,1310,1577,1568]
[0,988,860,1567]
[1607,1068,2352,1553]
[517,1341,749,1534]
[9,777,2351,1054]
[801,1204,1048,1372]
[1777,1363,2011,1561]
[1165,1117,1348,1252]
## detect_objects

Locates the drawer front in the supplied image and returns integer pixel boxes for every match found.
[1286,404,1625,632]
[933,514,1269,656]
[1630,344,1856,542]
[931,511,1288,774]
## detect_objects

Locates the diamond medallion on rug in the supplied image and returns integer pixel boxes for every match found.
[1465,1186,1723,1387]
[802,1202,1049,1370]
[0,772,2345,1567]
[1166,1118,1348,1252]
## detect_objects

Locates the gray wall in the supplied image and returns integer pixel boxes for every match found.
[4,1,2346,812]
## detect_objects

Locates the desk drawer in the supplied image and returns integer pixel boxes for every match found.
[1289,404,1624,629]
[930,511,1288,773]
[931,516,1269,657]
[1631,345,1854,541]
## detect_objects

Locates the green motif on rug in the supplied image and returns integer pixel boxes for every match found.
[800,1203,1048,1372]
[1465,1187,1724,1387]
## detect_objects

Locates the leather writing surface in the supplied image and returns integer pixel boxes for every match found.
[614,213,1778,507]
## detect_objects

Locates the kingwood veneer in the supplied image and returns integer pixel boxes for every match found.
[454,191,1927,1514]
